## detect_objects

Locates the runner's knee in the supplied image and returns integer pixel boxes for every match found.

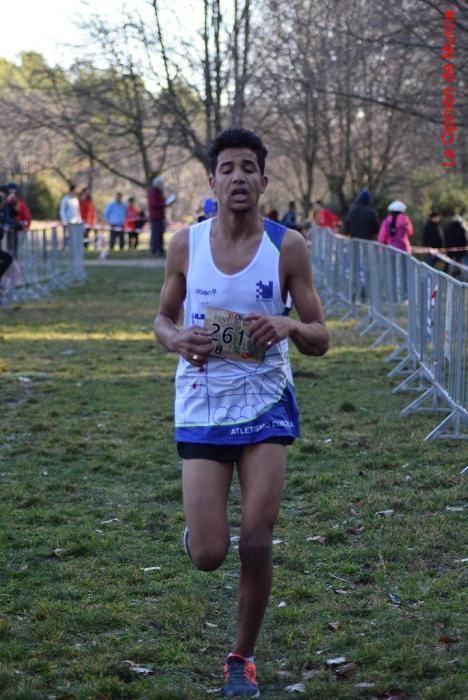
[191,536,230,572]
[239,531,272,567]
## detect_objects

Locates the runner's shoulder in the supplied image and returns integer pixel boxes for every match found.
[281,227,308,256]
[167,227,189,268]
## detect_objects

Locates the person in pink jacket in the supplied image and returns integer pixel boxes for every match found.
[378,200,414,253]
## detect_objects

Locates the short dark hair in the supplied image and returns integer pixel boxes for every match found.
[208,128,268,175]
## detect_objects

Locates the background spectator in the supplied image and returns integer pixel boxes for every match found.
[313,199,341,232]
[0,190,13,286]
[59,183,82,227]
[444,214,467,278]
[281,201,298,229]
[3,188,24,257]
[422,211,443,268]
[104,192,127,250]
[125,196,140,249]
[147,176,167,257]
[8,183,31,232]
[79,188,97,248]
[378,200,414,253]
[343,189,379,240]
[132,209,147,249]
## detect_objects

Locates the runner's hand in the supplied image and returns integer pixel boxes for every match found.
[244,314,292,348]
[173,326,213,366]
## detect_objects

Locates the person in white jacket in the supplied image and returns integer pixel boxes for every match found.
[59,184,82,226]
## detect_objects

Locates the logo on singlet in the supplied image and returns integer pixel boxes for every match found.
[196,288,217,296]
[256,280,273,300]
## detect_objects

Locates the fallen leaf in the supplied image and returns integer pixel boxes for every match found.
[333,589,349,595]
[438,635,458,644]
[124,660,154,676]
[306,535,326,544]
[302,670,320,679]
[50,548,64,558]
[327,621,340,631]
[335,662,357,679]
[277,601,287,608]
[434,635,459,653]
[205,622,218,628]
[285,682,306,693]
[325,656,347,667]
[445,506,465,512]
[347,526,364,534]
[101,518,119,525]
[388,593,402,606]
[142,566,161,572]
[375,510,394,517]
[272,539,284,545]
[206,687,222,694]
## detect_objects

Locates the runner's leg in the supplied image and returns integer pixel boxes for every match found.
[182,459,234,571]
[235,443,287,656]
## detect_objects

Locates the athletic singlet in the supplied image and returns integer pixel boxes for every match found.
[174,217,300,444]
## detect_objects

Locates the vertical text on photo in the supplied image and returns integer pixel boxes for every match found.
[441,8,456,168]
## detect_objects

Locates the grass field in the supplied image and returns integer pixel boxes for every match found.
[0,264,467,700]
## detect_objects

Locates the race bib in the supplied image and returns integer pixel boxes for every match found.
[204,306,265,361]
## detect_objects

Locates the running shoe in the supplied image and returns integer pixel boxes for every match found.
[223,653,260,698]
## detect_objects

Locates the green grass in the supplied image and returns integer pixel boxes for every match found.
[0,266,467,699]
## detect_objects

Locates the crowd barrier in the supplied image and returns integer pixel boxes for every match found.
[0,223,86,305]
[310,226,467,441]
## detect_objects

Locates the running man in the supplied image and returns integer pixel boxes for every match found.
[154,129,329,698]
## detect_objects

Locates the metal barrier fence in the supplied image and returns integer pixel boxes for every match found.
[310,226,467,441]
[0,223,86,305]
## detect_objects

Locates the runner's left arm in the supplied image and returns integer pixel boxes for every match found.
[246,230,329,356]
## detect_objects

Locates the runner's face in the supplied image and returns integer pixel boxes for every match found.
[209,147,268,213]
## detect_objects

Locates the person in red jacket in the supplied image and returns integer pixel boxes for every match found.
[313,199,341,232]
[125,196,141,249]
[5,183,31,257]
[147,176,167,257]
[79,188,98,248]
[8,183,31,230]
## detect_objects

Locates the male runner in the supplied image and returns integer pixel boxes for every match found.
[154,129,329,698]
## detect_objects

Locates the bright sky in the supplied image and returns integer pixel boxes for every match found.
[3,0,200,66]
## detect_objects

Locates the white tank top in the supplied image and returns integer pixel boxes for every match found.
[174,217,300,444]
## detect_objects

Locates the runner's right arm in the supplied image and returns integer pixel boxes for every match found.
[154,229,212,366]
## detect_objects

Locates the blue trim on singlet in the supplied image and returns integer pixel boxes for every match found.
[263,217,293,315]
[264,218,287,252]
[175,382,300,444]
